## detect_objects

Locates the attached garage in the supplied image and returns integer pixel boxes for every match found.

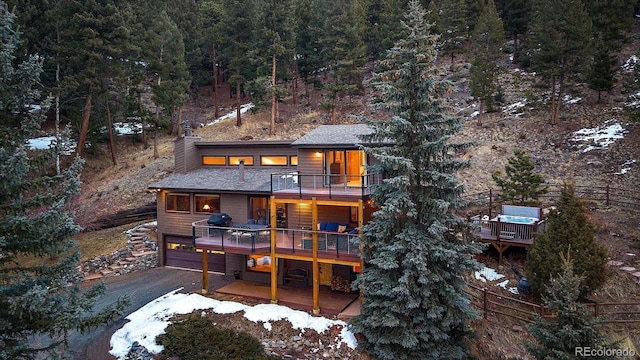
[165,235,225,273]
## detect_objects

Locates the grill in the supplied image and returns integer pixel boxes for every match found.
[207,213,232,227]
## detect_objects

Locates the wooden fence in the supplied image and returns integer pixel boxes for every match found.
[467,284,640,326]
[462,185,640,217]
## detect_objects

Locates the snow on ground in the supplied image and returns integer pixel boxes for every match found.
[109,289,356,359]
[563,94,582,104]
[475,266,505,282]
[622,55,639,72]
[27,136,77,155]
[569,119,627,153]
[503,100,527,117]
[205,103,254,126]
[615,159,637,175]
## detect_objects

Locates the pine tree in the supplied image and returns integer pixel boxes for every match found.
[492,149,548,206]
[527,0,593,125]
[526,251,613,360]
[588,39,617,103]
[496,0,530,65]
[469,0,505,124]
[350,2,482,359]
[439,0,468,68]
[525,183,608,299]
[0,5,126,358]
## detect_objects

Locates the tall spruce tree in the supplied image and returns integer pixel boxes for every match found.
[525,183,608,299]
[0,5,126,358]
[526,252,614,360]
[439,0,468,68]
[350,2,482,359]
[496,0,530,65]
[588,38,617,103]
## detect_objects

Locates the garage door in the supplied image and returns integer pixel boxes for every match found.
[165,235,225,273]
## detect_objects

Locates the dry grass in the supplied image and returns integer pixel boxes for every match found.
[73,221,145,261]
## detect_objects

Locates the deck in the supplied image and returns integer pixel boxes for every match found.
[215,280,360,317]
[193,225,360,263]
[272,187,370,201]
[471,217,543,262]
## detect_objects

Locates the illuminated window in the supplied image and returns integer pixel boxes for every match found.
[247,254,272,273]
[166,193,190,213]
[229,156,254,165]
[290,155,298,165]
[261,156,288,166]
[202,156,226,165]
[195,194,220,213]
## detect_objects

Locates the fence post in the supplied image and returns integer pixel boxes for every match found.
[606,185,610,206]
[483,288,488,319]
[489,189,493,219]
[594,302,599,317]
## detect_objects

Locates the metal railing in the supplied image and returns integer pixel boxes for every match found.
[270,172,383,198]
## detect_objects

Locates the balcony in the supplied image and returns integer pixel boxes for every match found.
[192,220,360,262]
[270,172,382,200]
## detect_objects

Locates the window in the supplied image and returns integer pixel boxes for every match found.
[195,194,220,213]
[260,156,288,166]
[166,193,190,213]
[247,254,272,273]
[202,156,226,165]
[229,156,254,165]
[325,150,367,186]
[290,155,298,166]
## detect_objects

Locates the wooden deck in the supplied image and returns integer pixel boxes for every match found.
[273,187,369,201]
[215,280,360,316]
[194,229,360,262]
[474,224,536,262]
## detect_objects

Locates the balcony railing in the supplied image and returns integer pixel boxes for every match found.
[270,172,382,198]
[192,220,360,259]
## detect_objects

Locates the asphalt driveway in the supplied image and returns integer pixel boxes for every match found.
[68,267,234,360]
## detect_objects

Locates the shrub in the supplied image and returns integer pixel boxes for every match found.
[492,149,547,206]
[157,314,279,360]
[525,183,608,299]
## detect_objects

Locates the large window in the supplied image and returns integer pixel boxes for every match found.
[195,194,220,213]
[166,193,190,213]
[260,156,288,166]
[229,156,254,165]
[325,150,366,186]
[202,156,226,165]
[290,155,298,166]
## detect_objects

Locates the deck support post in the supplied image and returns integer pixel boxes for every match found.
[202,250,209,294]
[270,196,278,304]
[312,197,320,314]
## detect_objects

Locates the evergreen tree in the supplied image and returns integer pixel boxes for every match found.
[293,0,325,98]
[439,0,468,68]
[588,39,617,103]
[0,5,126,358]
[425,0,441,35]
[496,0,530,65]
[525,183,608,299]
[469,0,505,124]
[584,0,635,49]
[527,0,593,125]
[320,0,367,124]
[350,2,481,359]
[365,0,407,60]
[492,149,548,206]
[526,251,614,360]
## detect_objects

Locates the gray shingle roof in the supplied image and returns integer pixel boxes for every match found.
[148,167,296,193]
[291,124,374,147]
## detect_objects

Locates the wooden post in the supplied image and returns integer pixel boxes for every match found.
[358,199,364,305]
[489,189,493,219]
[270,196,278,304]
[606,185,610,206]
[312,197,320,314]
[202,250,208,294]
[483,288,488,319]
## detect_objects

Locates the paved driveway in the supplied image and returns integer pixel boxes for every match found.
[68,267,233,360]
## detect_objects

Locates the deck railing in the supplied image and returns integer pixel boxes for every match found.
[270,172,383,198]
[192,220,359,258]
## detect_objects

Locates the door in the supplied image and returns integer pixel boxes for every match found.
[319,263,333,286]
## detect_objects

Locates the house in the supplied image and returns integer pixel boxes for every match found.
[148,124,384,314]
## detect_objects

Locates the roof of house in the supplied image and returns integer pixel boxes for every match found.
[148,167,297,193]
[291,124,376,147]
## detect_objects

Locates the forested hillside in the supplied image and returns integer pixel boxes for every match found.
[5,0,640,228]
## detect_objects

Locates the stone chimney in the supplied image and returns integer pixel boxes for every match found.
[238,160,245,183]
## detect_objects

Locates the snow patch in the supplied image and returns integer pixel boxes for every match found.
[109,289,356,359]
[622,55,639,71]
[205,103,254,126]
[615,159,636,175]
[569,119,627,153]
[474,267,505,282]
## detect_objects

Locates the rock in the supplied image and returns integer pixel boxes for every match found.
[124,341,153,360]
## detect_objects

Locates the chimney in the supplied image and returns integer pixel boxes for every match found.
[238,160,245,183]
[183,122,192,137]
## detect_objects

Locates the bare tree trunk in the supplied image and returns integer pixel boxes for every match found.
[331,97,337,125]
[177,107,183,138]
[153,128,159,159]
[512,33,519,64]
[291,60,298,104]
[236,81,242,127]
[76,90,93,157]
[139,98,148,149]
[213,46,219,118]
[270,53,277,135]
[55,62,60,175]
[477,100,484,126]
[550,76,557,125]
[105,94,117,166]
